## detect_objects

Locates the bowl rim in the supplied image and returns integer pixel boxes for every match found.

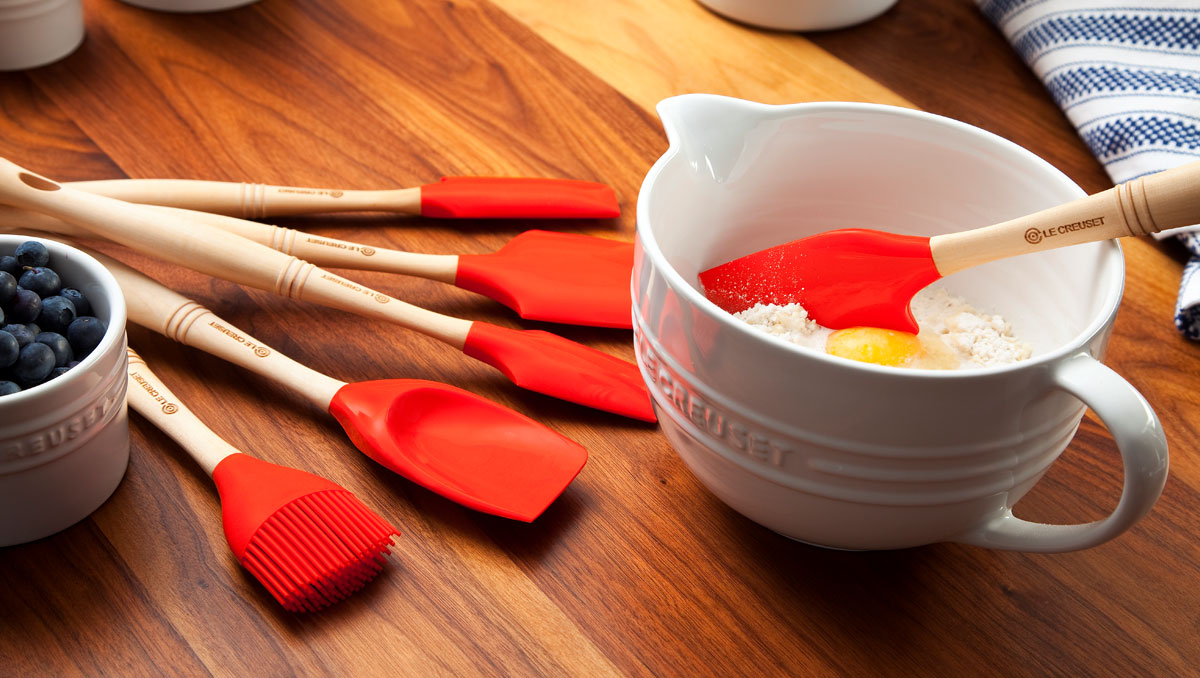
[635,95,1126,379]
[0,234,127,405]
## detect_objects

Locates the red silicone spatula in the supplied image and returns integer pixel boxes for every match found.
[0,159,655,422]
[107,252,586,521]
[700,161,1200,333]
[7,206,635,328]
[66,176,620,219]
[125,349,399,613]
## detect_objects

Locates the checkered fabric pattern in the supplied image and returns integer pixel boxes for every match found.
[978,0,1200,340]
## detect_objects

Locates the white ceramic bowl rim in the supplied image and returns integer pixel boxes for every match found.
[636,98,1125,379]
[1,235,128,405]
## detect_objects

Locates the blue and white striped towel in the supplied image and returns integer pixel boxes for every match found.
[978,0,1200,340]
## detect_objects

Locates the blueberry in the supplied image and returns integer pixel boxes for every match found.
[47,366,72,381]
[67,316,107,357]
[19,266,61,298]
[2,324,34,348]
[35,332,73,367]
[0,305,4,327]
[0,381,19,396]
[0,270,16,307]
[60,288,91,317]
[8,288,40,324]
[0,331,17,369]
[37,295,75,334]
[0,256,19,277]
[15,241,50,268]
[24,322,40,336]
[12,342,55,387]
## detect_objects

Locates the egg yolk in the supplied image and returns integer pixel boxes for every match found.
[825,327,922,367]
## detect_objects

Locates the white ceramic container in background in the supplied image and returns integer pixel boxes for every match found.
[1,235,129,547]
[694,0,897,31]
[634,94,1169,552]
[0,0,84,71]
[118,0,258,12]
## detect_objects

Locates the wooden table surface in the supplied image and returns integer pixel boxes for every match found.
[3,1,1198,676]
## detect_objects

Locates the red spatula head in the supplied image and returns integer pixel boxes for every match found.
[698,229,943,334]
[420,177,620,219]
[456,230,634,328]
[463,322,657,422]
[328,379,587,521]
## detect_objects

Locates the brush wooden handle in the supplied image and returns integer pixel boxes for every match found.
[930,160,1200,276]
[0,204,461,282]
[77,246,347,410]
[126,348,239,476]
[0,159,472,348]
[68,178,422,218]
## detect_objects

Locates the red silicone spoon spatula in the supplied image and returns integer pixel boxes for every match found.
[6,206,635,328]
[125,349,400,613]
[0,159,655,422]
[66,176,620,219]
[107,251,586,521]
[700,161,1200,333]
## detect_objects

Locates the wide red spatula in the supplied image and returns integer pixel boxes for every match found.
[125,349,400,613]
[67,176,620,219]
[701,161,1200,333]
[100,248,587,522]
[6,206,635,328]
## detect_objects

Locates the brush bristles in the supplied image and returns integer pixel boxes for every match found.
[240,489,399,612]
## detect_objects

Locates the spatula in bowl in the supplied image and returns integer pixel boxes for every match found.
[0,158,655,422]
[699,160,1200,333]
[67,176,620,219]
[3,206,635,329]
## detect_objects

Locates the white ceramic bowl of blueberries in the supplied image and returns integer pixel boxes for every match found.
[0,235,129,547]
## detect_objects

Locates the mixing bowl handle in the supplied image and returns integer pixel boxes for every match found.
[954,353,1168,552]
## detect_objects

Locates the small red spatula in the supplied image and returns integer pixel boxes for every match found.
[66,176,620,219]
[700,161,1200,333]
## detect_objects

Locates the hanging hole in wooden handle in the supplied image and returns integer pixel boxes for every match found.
[19,173,61,191]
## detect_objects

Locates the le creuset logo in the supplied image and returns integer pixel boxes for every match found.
[304,236,376,257]
[276,188,344,199]
[1024,215,1106,244]
[319,273,390,304]
[637,334,793,469]
[130,372,178,414]
[0,377,125,463]
[209,321,271,358]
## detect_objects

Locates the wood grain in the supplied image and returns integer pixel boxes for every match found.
[2,0,1198,676]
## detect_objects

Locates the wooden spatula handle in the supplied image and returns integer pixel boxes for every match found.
[0,159,471,348]
[931,160,1200,276]
[0,203,461,282]
[69,178,422,217]
[126,348,239,476]
[81,247,346,409]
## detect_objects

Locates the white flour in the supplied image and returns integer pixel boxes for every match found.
[733,287,1032,369]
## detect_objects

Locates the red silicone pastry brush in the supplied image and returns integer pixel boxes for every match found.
[65,176,620,219]
[0,159,655,422]
[125,349,399,613]
[6,206,636,329]
[700,160,1200,333]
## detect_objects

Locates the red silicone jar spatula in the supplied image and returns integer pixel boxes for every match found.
[107,252,586,521]
[66,176,620,219]
[6,206,635,328]
[700,160,1200,333]
[125,349,400,613]
[0,159,655,422]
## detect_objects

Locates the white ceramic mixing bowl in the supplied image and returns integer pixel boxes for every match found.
[633,94,1168,552]
[1,234,129,546]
